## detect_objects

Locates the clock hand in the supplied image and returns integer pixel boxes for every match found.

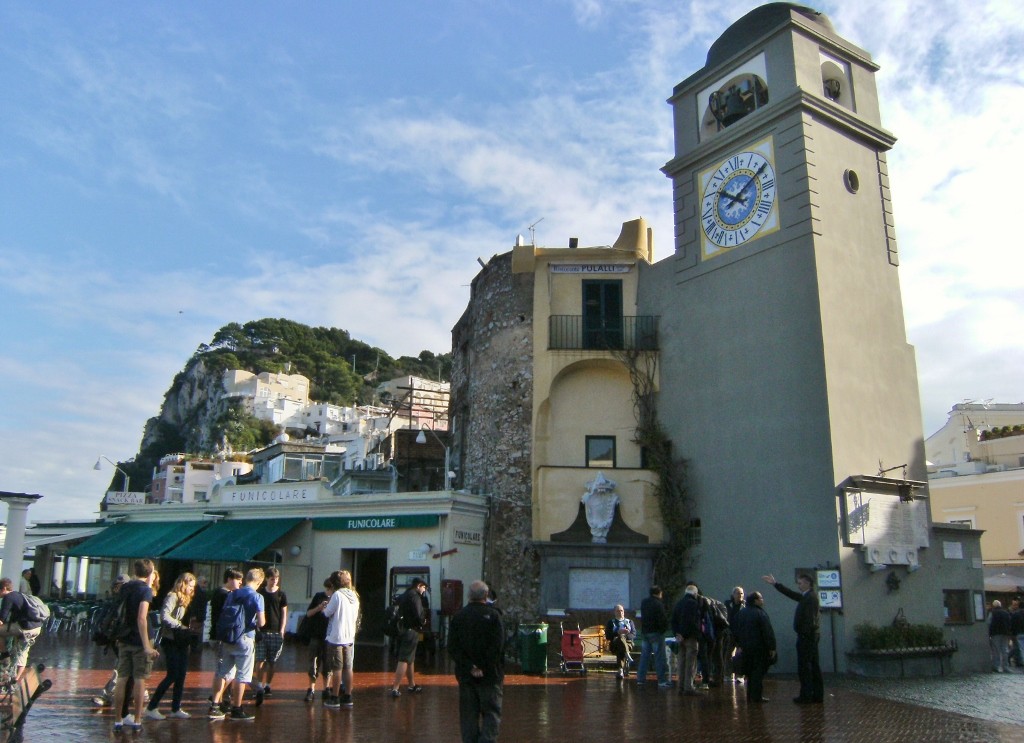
[718,187,744,206]
[734,162,768,202]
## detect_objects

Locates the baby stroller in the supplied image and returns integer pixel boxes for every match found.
[559,622,587,675]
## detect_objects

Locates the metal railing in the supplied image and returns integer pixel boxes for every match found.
[548,315,659,351]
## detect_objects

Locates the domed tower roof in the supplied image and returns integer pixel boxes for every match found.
[706,3,834,68]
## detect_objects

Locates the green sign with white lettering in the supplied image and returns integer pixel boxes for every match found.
[313,514,440,531]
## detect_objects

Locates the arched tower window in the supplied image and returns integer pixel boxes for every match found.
[705,74,769,131]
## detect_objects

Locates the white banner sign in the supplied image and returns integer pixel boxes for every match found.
[550,264,632,274]
[221,485,319,506]
[105,491,146,505]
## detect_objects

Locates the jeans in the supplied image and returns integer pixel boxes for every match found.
[682,637,699,692]
[150,641,189,712]
[990,635,1011,671]
[458,681,502,743]
[636,633,667,683]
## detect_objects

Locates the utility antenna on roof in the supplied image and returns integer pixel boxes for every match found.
[528,217,544,246]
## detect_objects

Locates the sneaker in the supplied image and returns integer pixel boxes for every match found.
[390,688,401,698]
[120,714,143,732]
[304,689,314,703]
[407,685,423,693]
[143,708,165,720]
[254,686,265,707]
[658,681,674,689]
[263,685,272,696]
[341,693,353,708]
[209,703,226,720]
[168,709,191,719]
[325,695,341,709]
[229,707,254,722]
[92,696,110,707]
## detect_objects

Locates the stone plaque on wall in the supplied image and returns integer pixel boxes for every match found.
[568,568,630,609]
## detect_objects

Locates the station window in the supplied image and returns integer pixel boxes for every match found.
[586,436,616,468]
[943,589,972,625]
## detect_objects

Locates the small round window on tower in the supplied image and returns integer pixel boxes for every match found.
[844,169,860,194]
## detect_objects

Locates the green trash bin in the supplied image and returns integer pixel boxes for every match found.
[518,623,548,674]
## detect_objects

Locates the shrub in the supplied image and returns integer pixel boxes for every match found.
[854,621,944,650]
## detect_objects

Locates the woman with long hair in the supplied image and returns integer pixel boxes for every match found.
[144,572,196,719]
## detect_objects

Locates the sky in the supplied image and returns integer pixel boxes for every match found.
[1,1,1022,526]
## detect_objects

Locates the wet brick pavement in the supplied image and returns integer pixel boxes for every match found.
[14,633,1024,742]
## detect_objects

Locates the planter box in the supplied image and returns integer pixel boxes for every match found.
[846,643,958,678]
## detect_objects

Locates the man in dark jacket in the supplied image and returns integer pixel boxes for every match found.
[1010,599,1024,668]
[724,586,745,684]
[763,572,822,704]
[449,580,504,743]
[734,591,776,703]
[989,600,1013,672]
[637,586,670,687]
[671,583,702,695]
[390,578,428,697]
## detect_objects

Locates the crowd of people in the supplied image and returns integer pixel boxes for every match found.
[987,598,1024,673]
[622,574,824,705]
[93,559,505,741]
[101,560,358,730]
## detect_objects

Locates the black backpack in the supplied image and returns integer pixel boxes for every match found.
[92,595,132,650]
[708,598,730,631]
[383,601,404,638]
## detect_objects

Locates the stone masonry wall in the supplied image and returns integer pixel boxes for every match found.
[450,251,539,624]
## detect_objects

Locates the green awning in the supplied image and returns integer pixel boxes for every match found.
[66,521,210,558]
[162,518,301,561]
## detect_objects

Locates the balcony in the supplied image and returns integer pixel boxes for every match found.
[549,315,659,351]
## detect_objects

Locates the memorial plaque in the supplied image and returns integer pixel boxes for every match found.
[568,568,630,609]
[843,490,929,548]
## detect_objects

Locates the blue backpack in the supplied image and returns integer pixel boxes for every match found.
[215,594,247,644]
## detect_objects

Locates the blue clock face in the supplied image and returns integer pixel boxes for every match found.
[700,150,777,249]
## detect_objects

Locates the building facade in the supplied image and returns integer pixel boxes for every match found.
[451,3,987,672]
[927,403,1024,591]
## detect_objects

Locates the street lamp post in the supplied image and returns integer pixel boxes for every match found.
[94,455,130,493]
[415,426,451,491]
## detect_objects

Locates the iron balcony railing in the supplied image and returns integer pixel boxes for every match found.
[549,315,659,351]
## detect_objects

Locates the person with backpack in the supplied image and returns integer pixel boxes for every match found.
[302,577,336,703]
[111,559,161,733]
[323,570,360,709]
[144,572,197,720]
[92,574,132,708]
[207,568,242,717]
[389,578,429,698]
[209,568,265,722]
[0,576,46,683]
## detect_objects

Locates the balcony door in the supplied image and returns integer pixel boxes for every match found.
[583,280,623,350]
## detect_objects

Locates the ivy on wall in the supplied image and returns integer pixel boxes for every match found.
[613,346,693,599]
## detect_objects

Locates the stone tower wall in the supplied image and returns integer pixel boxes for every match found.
[450,251,540,622]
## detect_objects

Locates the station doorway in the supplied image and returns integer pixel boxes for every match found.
[340,548,388,643]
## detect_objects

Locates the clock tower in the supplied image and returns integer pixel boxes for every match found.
[641,4,982,672]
